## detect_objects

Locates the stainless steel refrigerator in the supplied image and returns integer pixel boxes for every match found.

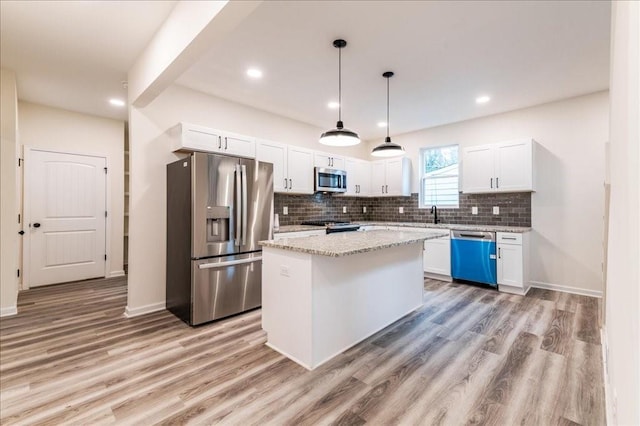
[166,152,273,325]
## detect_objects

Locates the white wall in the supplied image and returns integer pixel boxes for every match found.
[605,1,640,424]
[126,84,369,314]
[0,69,19,316]
[367,91,609,295]
[18,102,126,280]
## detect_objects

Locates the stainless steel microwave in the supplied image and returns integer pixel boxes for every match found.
[314,167,347,193]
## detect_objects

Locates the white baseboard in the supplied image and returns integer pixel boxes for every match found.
[529,280,603,298]
[124,302,165,318]
[109,270,126,278]
[601,328,616,425]
[0,306,18,317]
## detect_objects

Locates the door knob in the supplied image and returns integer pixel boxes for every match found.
[18,230,25,235]
[33,223,41,228]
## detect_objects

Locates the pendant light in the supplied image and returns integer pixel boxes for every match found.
[371,71,405,157]
[319,39,360,147]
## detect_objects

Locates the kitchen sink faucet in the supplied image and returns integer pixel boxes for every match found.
[430,205,440,224]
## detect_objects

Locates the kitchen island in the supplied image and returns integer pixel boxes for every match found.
[259,229,447,370]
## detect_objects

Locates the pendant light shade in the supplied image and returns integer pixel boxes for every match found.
[371,71,405,157]
[320,39,360,147]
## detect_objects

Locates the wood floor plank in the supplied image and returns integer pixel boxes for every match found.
[0,276,605,425]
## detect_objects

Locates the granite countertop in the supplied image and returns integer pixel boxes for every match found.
[260,229,448,257]
[357,221,532,233]
[274,222,532,234]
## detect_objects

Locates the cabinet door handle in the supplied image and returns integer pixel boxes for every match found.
[284,178,288,189]
[382,185,384,194]
[289,179,292,189]
[496,177,499,188]
[498,247,501,259]
[224,137,228,150]
[490,178,493,188]
[218,136,222,149]
[385,185,388,194]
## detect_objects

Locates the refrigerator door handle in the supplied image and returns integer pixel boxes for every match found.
[198,256,262,269]
[235,164,242,246]
[241,164,248,246]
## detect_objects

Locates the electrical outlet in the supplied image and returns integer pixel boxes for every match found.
[279,265,290,277]
[493,206,500,215]
[343,206,347,213]
[472,206,478,215]
[283,206,288,215]
[399,207,404,214]
[363,206,367,213]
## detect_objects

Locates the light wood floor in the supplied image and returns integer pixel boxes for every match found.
[0,277,605,425]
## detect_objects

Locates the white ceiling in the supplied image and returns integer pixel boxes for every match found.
[1,1,610,139]
[0,0,176,120]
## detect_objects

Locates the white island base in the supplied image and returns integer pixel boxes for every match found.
[262,241,424,370]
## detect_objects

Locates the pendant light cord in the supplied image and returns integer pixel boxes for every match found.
[386,75,390,138]
[338,45,342,122]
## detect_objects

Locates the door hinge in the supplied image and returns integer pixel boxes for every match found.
[105,211,108,217]
[18,214,21,224]
[104,254,107,260]
[17,269,20,277]
[104,167,107,174]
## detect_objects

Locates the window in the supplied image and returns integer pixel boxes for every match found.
[419,144,459,208]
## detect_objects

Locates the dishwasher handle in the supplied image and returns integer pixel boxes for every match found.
[451,230,495,241]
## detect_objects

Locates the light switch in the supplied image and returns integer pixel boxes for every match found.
[399,207,404,214]
[343,206,347,213]
[363,206,367,213]
[472,206,478,215]
[283,206,288,215]
[280,265,290,277]
[493,206,500,215]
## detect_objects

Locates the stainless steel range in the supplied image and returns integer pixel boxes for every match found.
[301,220,361,234]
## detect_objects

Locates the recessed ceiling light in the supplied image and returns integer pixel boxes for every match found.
[377,122,387,128]
[109,98,125,107]
[246,68,263,79]
[476,95,491,104]
[327,101,339,109]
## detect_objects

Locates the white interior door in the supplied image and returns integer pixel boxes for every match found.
[27,150,106,287]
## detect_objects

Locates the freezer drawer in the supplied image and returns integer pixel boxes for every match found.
[192,252,262,325]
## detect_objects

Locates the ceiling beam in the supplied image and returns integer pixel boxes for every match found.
[128,0,262,108]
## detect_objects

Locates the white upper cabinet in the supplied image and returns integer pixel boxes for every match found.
[257,141,314,194]
[462,138,535,194]
[287,146,315,194]
[371,157,411,196]
[344,158,371,197]
[172,122,256,158]
[313,152,345,170]
[256,139,288,193]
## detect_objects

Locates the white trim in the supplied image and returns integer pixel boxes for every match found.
[124,302,165,318]
[498,284,531,296]
[529,280,603,298]
[109,270,126,278]
[0,306,18,317]
[601,328,616,426]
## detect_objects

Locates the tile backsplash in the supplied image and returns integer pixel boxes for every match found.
[274,192,531,227]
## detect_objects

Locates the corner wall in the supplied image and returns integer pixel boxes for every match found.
[0,69,19,316]
[367,91,609,296]
[604,1,640,424]
[18,102,126,281]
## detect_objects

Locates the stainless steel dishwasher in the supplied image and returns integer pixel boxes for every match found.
[450,230,497,287]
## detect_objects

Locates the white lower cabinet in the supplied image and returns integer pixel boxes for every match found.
[497,232,530,295]
[423,234,451,280]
